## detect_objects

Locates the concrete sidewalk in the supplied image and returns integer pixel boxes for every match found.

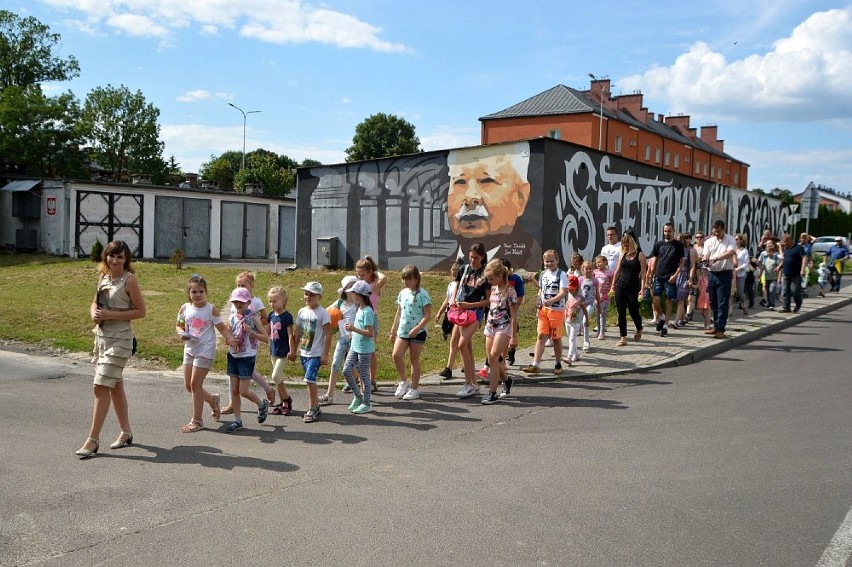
[417,287,851,387]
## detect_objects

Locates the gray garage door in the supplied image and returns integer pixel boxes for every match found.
[154,196,211,258]
[278,205,296,261]
[220,201,268,259]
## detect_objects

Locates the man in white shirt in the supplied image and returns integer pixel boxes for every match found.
[600,226,621,272]
[701,219,737,339]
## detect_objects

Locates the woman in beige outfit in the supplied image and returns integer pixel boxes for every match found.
[76,241,146,458]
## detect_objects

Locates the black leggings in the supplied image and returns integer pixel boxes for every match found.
[615,288,643,337]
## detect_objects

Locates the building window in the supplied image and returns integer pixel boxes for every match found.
[703,163,708,176]
[615,135,622,153]
[655,148,661,163]
[547,129,561,140]
[711,165,715,178]
[674,154,680,168]
[695,161,701,174]
[644,145,651,161]
[734,172,739,185]
[664,151,670,166]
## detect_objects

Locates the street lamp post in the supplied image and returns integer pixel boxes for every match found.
[228,102,261,170]
[588,73,605,151]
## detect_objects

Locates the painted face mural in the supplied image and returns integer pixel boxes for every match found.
[446,144,531,239]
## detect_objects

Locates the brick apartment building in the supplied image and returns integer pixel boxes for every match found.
[479,79,749,190]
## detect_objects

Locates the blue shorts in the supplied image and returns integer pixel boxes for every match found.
[397,329,427,344]
[227,353,256,379]
[652,276,678,300]
[301,356,321,384]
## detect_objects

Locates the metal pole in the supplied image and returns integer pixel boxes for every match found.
[228,103,261,170]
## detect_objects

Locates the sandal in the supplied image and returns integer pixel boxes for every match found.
[318,394,334,405]
[180,419,203,433]
[210,393,221,421]
[270,404,284,415]
[303,407,320,423]
[633,330,642,341]
[220,403,234,415]
[617,338,627,347]
[281,396,293,416]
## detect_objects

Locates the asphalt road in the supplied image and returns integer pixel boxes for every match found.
[1,305,851,566]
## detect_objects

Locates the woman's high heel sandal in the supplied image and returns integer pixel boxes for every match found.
[75,437,99,458]
[110,431,133,449]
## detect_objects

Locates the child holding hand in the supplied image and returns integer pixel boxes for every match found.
[579,261,600,351]
[176,274,236,433]
[391,265,432,401]
[562,275,588,365]
[481,260,518,404]
[266,286,296,416]
[593,255,614,339]
[225,287,270,432]
[342,281,378,414]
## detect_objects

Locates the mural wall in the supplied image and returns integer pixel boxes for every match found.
[295,138,793,272]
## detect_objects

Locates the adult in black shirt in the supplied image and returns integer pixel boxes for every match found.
[648,222,685,336]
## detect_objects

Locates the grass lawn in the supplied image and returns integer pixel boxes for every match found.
[0,254,557,382]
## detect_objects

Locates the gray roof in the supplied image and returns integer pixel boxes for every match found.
[479,84,605,120]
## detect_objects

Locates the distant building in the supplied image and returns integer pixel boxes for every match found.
[479,79,749,190]
[794,181,852,214]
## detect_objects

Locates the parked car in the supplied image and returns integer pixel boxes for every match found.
[811,236,849,255]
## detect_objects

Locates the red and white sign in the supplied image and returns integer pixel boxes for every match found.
[47,197,56,216]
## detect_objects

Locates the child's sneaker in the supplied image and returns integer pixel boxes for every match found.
[656,317,665,332]
[499,378,513,399]
[225,420,243,433]
[402,388,420,401]
[455,383,480,398]
[257,399,269,423]
[394,381,410,398]
[348,396,364,412]
[553,361,563,374]
[477,366,489,380]
[481,391,499,405]
[438,367,453,380]
[352,403,373,414]
[507,347,516,366]
[582,341,591,351]
[521,364,539,374]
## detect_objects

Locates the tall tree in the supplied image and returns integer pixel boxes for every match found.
[0,10,80,89]
[199,150,243,190]
[78,84,165,182]
[0,10,85,176]
[345,113,422,162]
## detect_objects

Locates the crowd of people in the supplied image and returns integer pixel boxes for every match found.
[76,230,848,456]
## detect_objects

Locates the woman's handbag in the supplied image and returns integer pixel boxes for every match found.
[447,305,477,327]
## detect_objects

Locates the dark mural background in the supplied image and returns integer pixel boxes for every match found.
[296,138,793,272]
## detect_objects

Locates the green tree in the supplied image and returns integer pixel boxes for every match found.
[345,112,422,162]
[199,150,243,190]
[78,84,165,182]
[0,10,85,176]
[234,152,294,196]
[300,158,322,167]
[0,10,80,89]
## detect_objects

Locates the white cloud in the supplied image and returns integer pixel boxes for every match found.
[732,144,852,191]
[39,0,409,52]
[420,125,480,152]
[620,6,852,122]
[176,89,233,102]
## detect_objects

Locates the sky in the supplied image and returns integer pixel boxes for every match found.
[13,0,852,194]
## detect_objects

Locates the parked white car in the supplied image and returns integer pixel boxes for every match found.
[811,236,849,255]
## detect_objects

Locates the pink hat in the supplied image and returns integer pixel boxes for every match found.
[230,287,252,303]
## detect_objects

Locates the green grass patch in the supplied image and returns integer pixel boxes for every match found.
[0,254,665,381]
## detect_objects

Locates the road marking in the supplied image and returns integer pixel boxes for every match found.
[817,505,852,566]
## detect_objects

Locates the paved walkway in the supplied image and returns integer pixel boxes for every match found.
[417,287,851,387]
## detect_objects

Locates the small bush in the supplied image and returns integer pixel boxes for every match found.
[170,248,185,270]
[90,239,103,262]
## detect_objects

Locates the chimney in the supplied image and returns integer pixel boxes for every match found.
[588,78,611,106]
[616,92,649,123]
[700,125,724,152]
[185,172,199,188]
[665,115,697,140]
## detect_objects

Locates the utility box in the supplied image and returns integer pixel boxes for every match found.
[316,236,338,268]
